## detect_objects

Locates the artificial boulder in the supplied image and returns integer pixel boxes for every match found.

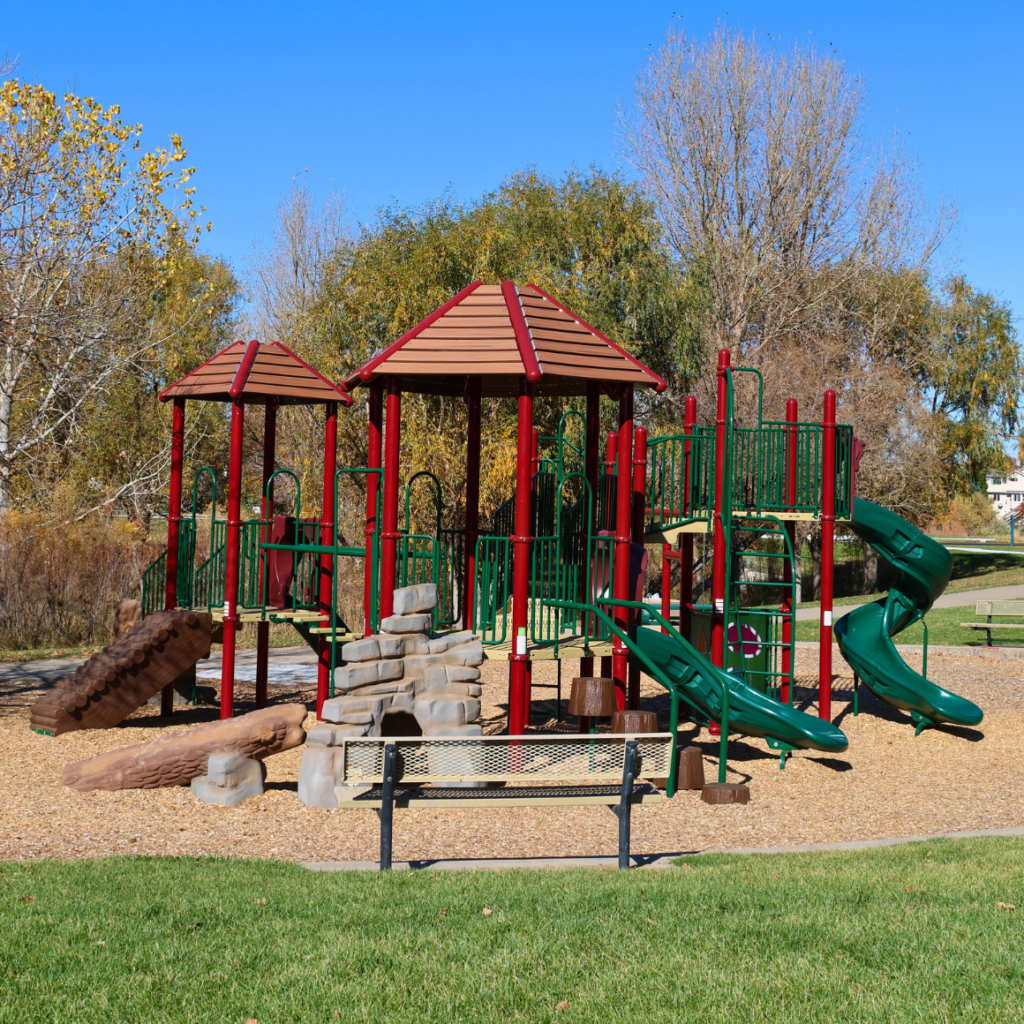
[62,704,307,792]
[297,583,486,808]
[191,752,267,806]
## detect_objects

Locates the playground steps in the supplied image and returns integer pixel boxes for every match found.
[29,611,213,737]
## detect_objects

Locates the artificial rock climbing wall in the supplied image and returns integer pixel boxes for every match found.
[298,582,486,807]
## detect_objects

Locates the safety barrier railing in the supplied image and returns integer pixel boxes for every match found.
[727,517,797,703]
[473,535,511,644]
[437,528,464,628]
[140,516,195,616]
[530,474,592,646]
[646,420,854,531]
[192,520,228,612]
[645,425,717,533]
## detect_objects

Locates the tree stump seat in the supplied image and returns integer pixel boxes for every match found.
[568,677,617,734]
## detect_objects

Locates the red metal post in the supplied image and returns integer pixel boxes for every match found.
[220,397,245,719]
[161,397,186,717]
[711,349,731,672]
[363,382,383,637]
[661,545,672,633]
[680,395,697,641]
[627,424,647,709]
[317,401,338,720]
[580,382,600,678]
[600,429,618,679]
[509,377,534,735]
[612,388,634,712]
[781,398,798,704]
[255,399,277,710]
[379,377,402,621]
[819,390,837,721]
[463,376,482,632]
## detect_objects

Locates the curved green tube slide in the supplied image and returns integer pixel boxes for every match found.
[634,628,849,753]
[834,498,983,728]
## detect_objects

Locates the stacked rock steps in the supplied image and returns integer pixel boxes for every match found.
[298,583,487,808]
[30,611,213,737]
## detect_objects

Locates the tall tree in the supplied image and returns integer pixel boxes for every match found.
[929,275,1021,494]
[249,169,705,525]
[0,81,208,514]
[619,26,952,529]
[619,26,947,360]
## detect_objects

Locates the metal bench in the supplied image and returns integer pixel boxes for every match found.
[333,733,674,870]
[960,601,1024,646]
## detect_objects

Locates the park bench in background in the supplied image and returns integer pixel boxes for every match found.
[960,601,1024,646]
[333,733,674,870]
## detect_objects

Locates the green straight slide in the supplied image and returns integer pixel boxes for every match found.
[834,498,983,728]
[633,627,849,754]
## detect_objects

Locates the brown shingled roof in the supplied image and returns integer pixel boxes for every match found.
[159,340,351,406]
[343,281,666,398]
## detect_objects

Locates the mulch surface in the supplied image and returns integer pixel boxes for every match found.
[1,649,1021,863]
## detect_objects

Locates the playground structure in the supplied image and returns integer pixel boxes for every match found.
[32,279,984,794]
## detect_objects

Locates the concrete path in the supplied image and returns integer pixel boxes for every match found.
[302,825,1024,871]
[795,582,1024,621]
[0,644,316,687]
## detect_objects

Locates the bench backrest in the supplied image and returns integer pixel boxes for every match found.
[338,733,675,785]
[975,601,1024,616]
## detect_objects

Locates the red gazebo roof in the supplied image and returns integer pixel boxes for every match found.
[159,340,351,406]
[343,281,666,398]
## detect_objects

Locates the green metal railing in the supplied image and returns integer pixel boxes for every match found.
[141,518,195,617]
[473,535,511,643]
[646,426,717,533]
[530,474,592,647]
[727,516,797,702]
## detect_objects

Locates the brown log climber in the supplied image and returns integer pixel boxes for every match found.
[29,611,213,736]
[61,704,308,791]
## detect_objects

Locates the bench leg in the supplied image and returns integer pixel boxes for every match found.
[617,740,637,869]
[378,743,397,871]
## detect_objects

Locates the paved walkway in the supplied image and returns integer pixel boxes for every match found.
[302,825,1024,871]
[0,644,316,687]
[5,583,1023,685]
[794,582,1024,621]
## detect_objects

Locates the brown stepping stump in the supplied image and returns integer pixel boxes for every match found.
[569,677,616,733]
[610,710,659,734]
[29,611,213,736]
[677,745,706,791]
[701,782,750,805]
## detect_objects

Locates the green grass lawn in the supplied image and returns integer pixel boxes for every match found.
[1,839,1022,1023]
[795,604,1024,646]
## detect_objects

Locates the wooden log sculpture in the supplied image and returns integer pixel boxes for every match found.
[29,611,213,737]
[61,704,308,791]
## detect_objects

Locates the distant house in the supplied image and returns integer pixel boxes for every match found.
[987,473,1024,516]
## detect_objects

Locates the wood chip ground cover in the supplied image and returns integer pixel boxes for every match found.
[0,650,1021,863]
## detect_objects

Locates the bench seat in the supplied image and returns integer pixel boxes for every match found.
[336,782,664,809]
[962,601,1024,646]
[334,733,675,870]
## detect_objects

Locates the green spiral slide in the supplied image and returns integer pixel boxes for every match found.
[834,498,983,730]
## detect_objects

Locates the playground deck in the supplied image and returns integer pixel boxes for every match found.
[1,649,1019,863]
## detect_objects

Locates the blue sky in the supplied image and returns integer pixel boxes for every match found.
[6,1,1023,317]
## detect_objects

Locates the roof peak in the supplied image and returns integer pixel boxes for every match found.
[160,339,351,406]
[343,280,665,398]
